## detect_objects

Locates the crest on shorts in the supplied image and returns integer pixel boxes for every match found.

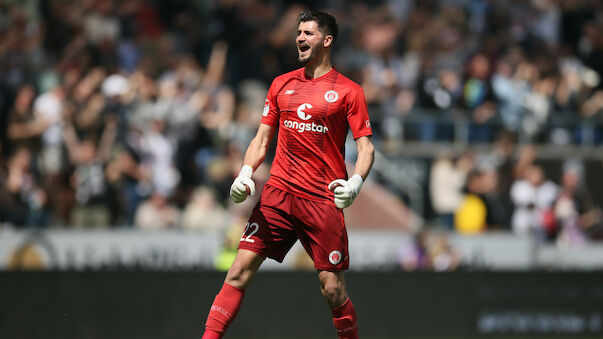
[324,90,339,103]
[329,250,342,265]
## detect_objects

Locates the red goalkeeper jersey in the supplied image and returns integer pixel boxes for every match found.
[260,67,372,205]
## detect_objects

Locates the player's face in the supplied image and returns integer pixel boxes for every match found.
[296,21,329,64]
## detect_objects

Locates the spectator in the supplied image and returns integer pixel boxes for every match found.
[33,84,66,177]
[485,131,517,229]
[454,169,488,234]
[400,230,432,271]
[127,72,160,133]
[105,146,151,226]
[134,191,180,230]
[139,116,179,197]
[0,147,47,226]
[399,229,460,272]
[413,68,461,141]
[182,186,227,231]
[83,0,120,46]
[462,53,497,143]
[510,164,559,237]
[491,59,533,133]
[62,114,117,227]
[521,75,556,140]
[6,85,45,154]
[554,160,600,246]
[429,232,461,272]
[429,150,474,228]
[70,68,107,136]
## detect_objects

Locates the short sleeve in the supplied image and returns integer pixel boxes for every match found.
[260,80,280,126]
[346,86,372,139]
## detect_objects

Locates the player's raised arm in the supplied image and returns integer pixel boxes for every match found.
[328,135,374,209]
[230,123,277,203]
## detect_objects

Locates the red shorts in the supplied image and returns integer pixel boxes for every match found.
[238,184,349,271]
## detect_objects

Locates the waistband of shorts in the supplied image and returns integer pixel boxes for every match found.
[265,180,335,207]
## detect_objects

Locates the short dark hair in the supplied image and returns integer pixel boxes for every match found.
[297,9,338,42]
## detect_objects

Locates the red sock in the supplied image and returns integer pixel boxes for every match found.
[201,329,221,339]
[202,283,245,338]
[331,298,359,339]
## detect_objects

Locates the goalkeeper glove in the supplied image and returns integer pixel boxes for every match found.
[230,165,255,203]
[328,174,364,209]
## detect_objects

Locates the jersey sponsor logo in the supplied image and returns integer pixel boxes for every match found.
[296,103,313,120]
[284,103,328,133]
[283,119,329,133]
[329,250,342,265]
[285,89,295,94]
[263,99,270,116]
[324,90,339,103]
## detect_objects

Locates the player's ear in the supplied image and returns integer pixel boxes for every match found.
[323,35,333,48]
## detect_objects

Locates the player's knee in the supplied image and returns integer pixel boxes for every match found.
[225,264,249,288]
[225,259,259,289]
[224,250,264,289]
[321,282,344,303]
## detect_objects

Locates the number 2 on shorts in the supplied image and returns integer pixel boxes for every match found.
[240,222,259,243]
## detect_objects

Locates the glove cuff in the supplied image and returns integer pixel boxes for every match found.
[349,174,364,191]
[239,165,253,178]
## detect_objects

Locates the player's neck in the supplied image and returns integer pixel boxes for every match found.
[303,55,333,79]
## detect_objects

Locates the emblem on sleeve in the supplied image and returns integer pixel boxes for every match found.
[324,90,339,103]
[329,250,342,265]
[263,99,270,116]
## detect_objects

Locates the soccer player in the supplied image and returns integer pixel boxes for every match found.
[201,9,374,339]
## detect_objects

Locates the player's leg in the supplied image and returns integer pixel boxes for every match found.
[292,196,358,338]
[202,249,264,339]
[318,270,359,339]
[318,269,348,308]
[224,249,265,289]
[203,185,297,339]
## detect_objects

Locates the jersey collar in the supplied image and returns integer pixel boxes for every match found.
[302,67,336,82]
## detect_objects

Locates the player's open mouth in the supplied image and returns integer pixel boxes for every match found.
[298,45,310,53]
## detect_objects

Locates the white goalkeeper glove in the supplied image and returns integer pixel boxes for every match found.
[328,174,364,209]
[230,165,255,203]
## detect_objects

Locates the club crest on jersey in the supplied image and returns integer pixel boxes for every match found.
[297,103,313,120]
[329,250,342,265]
[324,90,339,103]
[263,99,270,116]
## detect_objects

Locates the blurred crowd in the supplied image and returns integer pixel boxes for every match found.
[430,135,603,246]
[0,0,267,230]
[0,0,602,246]
[353,0,603,145]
